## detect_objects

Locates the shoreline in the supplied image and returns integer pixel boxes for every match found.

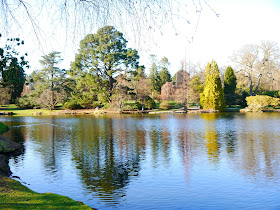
[0,107,243,116]
[2,107,280,117]
[0,127,93,209]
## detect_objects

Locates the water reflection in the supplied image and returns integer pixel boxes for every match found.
[66,117,146,204]
[233,114,280,181]
[202,114,220,163]
[3,113,280,209]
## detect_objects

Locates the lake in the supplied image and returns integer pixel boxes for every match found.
[2,113,280,209]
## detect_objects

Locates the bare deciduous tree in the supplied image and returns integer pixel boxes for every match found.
[133,77,151,111]
[258,41,280,91]
[231,44,259,96]
[231,41,280,96]
[35,88,66,110]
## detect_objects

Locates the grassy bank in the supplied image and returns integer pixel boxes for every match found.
[0,104,61,116]
[0,104,244,117]
[0,121,93,209]
[0,122,9,134]
[0,175,92,209]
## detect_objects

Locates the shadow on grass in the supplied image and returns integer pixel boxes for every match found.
[0,176,93,209]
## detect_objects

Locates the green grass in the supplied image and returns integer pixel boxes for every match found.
[0,176,92,209]
[0,105,61,116]
[0,122,9,134]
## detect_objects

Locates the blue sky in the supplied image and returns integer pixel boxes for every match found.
[1,0,280,76]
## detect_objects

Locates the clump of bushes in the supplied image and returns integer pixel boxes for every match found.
[122,102,141,111]
[159,101,172,110]
[144,96,156,110]
[246,95,280,112]
[16,95,37,109]
[259,90,280,98]
[63,100,101,110]
[63,100,82,110]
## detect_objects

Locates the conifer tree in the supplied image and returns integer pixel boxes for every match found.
[224,66,237,106]
[148,55,161,94]
[200,60,225,111]
[159,56,171,87]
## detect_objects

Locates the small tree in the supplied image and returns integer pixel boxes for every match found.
[111,74,131,111]
[189,75,204,104]
[36,89,66,110]
[224,66,237,106]
[200,60,225,111]
[134,78,151,111]
[172,69,190,104]
[35,51,68,110]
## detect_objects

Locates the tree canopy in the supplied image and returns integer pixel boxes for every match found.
[0,36,28,102]
[70,26,139,103]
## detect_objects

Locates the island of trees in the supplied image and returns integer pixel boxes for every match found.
[1,26,280,114]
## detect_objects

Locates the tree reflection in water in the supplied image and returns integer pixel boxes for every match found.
[4,113,280,209]
[202,113,220,163]
[70,117,144,203]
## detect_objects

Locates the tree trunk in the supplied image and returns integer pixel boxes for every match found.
[249,81,253,96]
[108,76,114,103]
[253,74,262,96]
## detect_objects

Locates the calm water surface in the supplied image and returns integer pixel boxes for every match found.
[2,113,280,209]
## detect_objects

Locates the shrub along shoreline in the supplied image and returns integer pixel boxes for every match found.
[0,123,93,209]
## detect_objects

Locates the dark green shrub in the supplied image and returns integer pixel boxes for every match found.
[144,96,156,110]
[259,90,280,98]
[235,90,249,108]
[63,101,82,110]
[122,102,141,111]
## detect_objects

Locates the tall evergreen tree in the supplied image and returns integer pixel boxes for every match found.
[200,60,225,111]
[148,55,161,94]
[224,66,237,106]
[70,26,139,103]
[159,56,171,87]
[0,37,28,102]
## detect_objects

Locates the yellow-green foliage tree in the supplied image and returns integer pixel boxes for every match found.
[200,60,225,111]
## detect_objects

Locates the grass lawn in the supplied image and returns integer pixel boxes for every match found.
[0,105,61,116]
[0,176,92,209]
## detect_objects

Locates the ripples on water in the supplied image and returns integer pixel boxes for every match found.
[2,113,280,209]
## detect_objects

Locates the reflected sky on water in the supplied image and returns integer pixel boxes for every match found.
[2,113,280,209]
